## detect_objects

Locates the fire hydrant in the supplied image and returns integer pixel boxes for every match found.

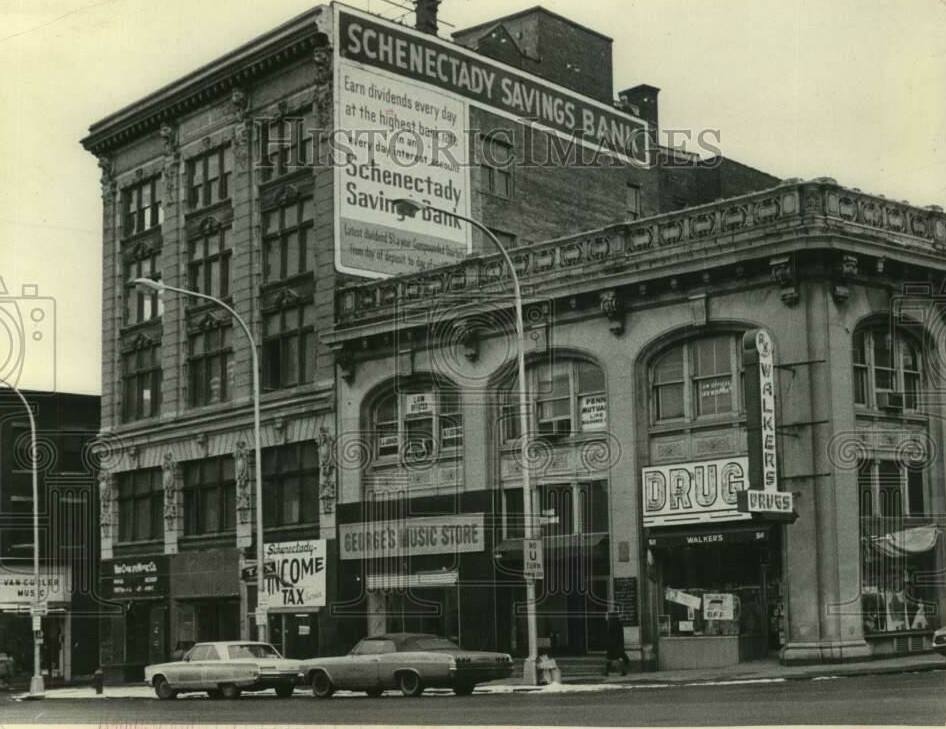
[92,668,104,695]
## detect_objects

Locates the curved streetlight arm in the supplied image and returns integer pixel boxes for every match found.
[388,202,539,682]
[132,278,268,642]
[0,377,44,697]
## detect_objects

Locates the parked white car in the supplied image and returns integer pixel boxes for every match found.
[144,641,301,700]
[933,627,946,656]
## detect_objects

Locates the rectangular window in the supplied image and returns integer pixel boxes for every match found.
[907,467,924,516]
[183,456,235,535]
[487,228,517,250]
[479,135,513,198]
[626,183,641,219]
[262,195,314,282]
[123,252,163,326]
[187,146,233,209]
[878,461,902,519]
[503,489,524,539]
[122,345,162,422]
[262,303,315,390]
[259,117,313,183]
[261,443,318,528]
[654,346,685,421]
[188,227,231,299]
[853,331,869,405]
[577,481,609,534]
[188,325,233,407]
[536,363,572,436]
[117,469,163,543]
[693,336,733,416]
[121,178,162,238]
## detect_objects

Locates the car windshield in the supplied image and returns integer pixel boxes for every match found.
[227,644,281,660]
[403,637,459,651]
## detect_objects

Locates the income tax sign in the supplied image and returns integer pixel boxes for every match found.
[261,539,327,610]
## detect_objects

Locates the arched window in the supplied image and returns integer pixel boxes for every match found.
[853,327,921,411]
[370,386,462,463]
[650,334,743,423]
[498,358,606,442]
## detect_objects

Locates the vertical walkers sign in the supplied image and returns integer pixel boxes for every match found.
[743,329,777,492]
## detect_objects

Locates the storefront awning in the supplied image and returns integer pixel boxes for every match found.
[495,533,608,557]
[646,524,770,550]
[366,569,459,591]
[870,525,940,558]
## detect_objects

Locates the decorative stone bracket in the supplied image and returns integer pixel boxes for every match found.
[235,440,253,548]
[162,452,181,555]
[831,254,859,304]
[770,255,799,306]
[599,289,625,335]
[98,471,115,560]
[318,426,337,514]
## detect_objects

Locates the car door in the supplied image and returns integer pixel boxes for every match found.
[176,646,207,688]
[345,639,394,690]
[198,644,225,688]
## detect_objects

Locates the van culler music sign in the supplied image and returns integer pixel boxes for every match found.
[332,3,649,279]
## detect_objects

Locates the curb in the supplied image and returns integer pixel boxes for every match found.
[557,660,946,687]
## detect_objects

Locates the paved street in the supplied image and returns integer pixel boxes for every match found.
[1,670,944,726]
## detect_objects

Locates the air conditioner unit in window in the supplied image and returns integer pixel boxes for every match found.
[877,391,904,412]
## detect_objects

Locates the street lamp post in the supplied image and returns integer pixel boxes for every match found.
[0,378,44,698]
[132,279,268,643]
[391,199,540,685]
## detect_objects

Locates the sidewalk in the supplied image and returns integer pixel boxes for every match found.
[502,651,946,688]
[11,652,944,700]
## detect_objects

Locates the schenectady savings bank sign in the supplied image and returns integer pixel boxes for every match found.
[331,4,649,279]
[339,514,485,560]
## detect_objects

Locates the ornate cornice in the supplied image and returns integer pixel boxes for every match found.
[81,8,330,156]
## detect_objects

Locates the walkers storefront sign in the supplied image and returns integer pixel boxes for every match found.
[340,513,485,559]
[261,540,327,611]
[641,457,751,527]
[101,557,168,600]
[332,4,649,278]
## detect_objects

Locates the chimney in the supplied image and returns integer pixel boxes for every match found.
[619,84,660,133]
[415,0,441,35]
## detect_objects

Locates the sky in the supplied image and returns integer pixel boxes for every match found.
[0,0,944,396]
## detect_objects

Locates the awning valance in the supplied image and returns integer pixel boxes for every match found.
[366,569,459,591]
[870,525,940,558]
[495,533,608,557]
[646,524,770,550]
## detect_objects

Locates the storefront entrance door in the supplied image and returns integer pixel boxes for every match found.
[385,588,460,644]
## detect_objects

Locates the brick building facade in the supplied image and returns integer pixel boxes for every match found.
[81,2,783,677]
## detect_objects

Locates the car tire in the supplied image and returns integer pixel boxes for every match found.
[275,683,295,698]
[220,684,241,700]
[207,689,223,700]
[453,682,475,696]
[397,671,424,697]
[366,687,384,698]
[154,677,177,701]
[310,671,335,699]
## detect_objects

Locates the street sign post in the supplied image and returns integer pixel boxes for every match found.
[523,539,544,581]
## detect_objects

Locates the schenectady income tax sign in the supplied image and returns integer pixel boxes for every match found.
[261,539,327,610]
[332,3,649,278]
